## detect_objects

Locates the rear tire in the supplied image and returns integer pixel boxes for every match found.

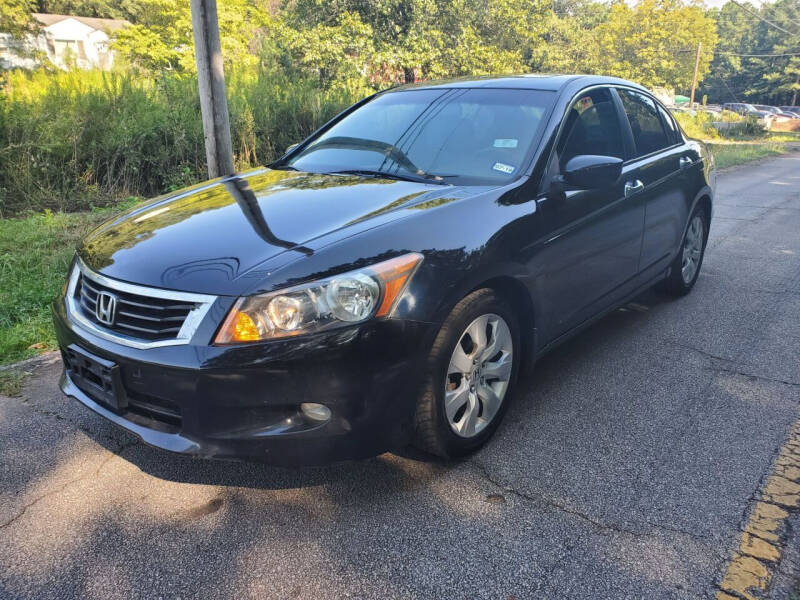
[413,289,520,459]
[660,205,708,296]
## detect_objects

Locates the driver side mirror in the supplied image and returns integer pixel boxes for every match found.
[560,155,623,190]
[285,142,299,155]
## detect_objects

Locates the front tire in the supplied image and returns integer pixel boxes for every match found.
[413,289,520,459]
[660,206,708,296]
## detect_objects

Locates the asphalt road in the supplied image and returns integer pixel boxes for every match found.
[2,153,800,600]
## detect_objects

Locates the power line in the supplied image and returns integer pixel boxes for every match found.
[721,3,800,30]
[716,50,800,56]
[660,47,800,57]
[759,1,800,31]
[720,77,740,102]
[729,0,799,37]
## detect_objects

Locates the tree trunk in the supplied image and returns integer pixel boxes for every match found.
[403,67,416,84]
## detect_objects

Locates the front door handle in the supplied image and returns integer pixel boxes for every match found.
[624,179,644,197]
[679,156,693,168]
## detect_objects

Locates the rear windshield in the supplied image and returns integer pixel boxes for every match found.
[286,88,555,185]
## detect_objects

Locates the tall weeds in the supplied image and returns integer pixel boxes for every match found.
[0,69,360,216]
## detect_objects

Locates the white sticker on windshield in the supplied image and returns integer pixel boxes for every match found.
[494,138,518,148]
[492,162,515,174]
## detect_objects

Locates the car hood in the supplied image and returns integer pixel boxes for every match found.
[78,168,471,296]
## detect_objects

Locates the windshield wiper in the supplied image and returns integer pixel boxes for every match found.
[329,169,450,185]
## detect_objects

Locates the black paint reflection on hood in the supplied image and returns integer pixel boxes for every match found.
[77,169,473,295]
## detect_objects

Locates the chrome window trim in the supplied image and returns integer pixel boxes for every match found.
[65,258,218,350]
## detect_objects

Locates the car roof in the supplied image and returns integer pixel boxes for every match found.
[385,74,648,93]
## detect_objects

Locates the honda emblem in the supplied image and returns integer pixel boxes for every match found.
[95,291,118,325]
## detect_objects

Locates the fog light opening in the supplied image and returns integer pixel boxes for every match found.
[300,402,331,422]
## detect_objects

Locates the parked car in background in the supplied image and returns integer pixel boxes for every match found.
[722,102,755,115]
[722,102,774,129]
[779,106,800,118]
[722,102,771,118]
[54,75,716,465]
[753,105,799,121]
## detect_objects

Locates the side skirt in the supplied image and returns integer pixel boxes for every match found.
[531,269,668,362]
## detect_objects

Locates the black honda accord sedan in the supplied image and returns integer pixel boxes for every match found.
[54,75,715,465]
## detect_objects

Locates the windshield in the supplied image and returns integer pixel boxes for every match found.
[285,88,555,185]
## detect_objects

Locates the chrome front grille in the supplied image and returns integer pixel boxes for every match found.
[76,275,196,341]
[66,258,217,349]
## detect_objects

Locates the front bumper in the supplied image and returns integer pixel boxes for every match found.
[53,298,435,465]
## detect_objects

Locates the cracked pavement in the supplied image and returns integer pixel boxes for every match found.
[1,153,800,599]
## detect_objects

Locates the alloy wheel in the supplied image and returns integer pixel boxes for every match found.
[681,215,704,284]
[444,313,513,438]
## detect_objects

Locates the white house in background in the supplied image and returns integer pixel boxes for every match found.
[0,13,129,70]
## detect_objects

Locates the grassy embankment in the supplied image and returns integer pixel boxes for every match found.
[0,205,139,393]
[674,111,800,168]
[0,203,137,372]
[708,143,785,169]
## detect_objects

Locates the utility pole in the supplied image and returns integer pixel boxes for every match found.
[191,0,235,178]
[690,42,702,109]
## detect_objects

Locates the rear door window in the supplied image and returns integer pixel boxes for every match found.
[618,89,672,157]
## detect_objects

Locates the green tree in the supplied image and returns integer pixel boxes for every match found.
[764,57,800,106]
[704,2,757,103]
[516,0,610,74]
[0,0,36,37]
[282,11,376,90]
[588,0,717,90]
[1,0,38,38]
[111,0,271,73]
[1,0,41,68]
[748,0,800,105]
[35,0,127,18]
[282,0,524,84]
[706,0,800,105]
[109,0,192,72]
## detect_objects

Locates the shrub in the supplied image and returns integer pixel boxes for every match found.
[0,68,362,216]
[674,111,719,139]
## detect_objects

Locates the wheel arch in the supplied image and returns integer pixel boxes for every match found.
[468,276,537,372]
[696,194,712,228]
[691,189,713,247]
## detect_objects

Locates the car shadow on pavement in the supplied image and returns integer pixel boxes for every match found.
[104,434,452,492]
[71,287,669,493]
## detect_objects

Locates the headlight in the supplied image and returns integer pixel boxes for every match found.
[214,253,423,344]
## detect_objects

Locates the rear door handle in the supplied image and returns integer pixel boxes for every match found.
[624,179,644,197]
[679,156,693,168]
